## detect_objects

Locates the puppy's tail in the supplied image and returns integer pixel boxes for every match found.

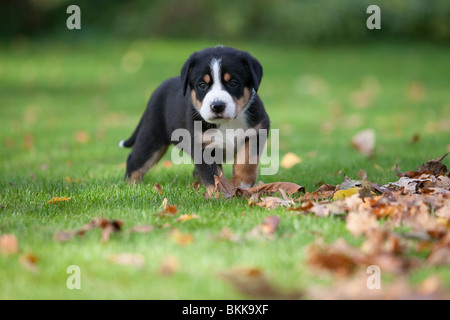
[119,119,142,148]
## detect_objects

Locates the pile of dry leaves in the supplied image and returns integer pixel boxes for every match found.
[211,153,450,299]
[3,152,448,299]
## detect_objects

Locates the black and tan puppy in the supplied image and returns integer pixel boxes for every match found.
[120,46,270,189]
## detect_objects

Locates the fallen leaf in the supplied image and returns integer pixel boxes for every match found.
[0,234,19,256]
[153,183,162,195]
[336,176,362,190]
[169,229,194,246]
[176,214,200,222]
[296,184,335,202]
[333,187,360,200]
[162,160,173,168]
[48,196,75,204]
[298,201,330,217]
[109,253,145,268]
[220,266,302,299]
[424,175,450,189]
[256,188,295,209]
[155,198,178,217]
[307,274,449,300]
[74,130,90,143]
[346,212,378,237]
[159,255,179,276]
[247,215,284,239]
[357,169,367,180]
[190,180,201,191]
[417,153,448,176]
[281,152,302,169]
[247,182,305,196]
[19,253,38,273]
[307,238,364,277]
[352,129,375,156]
[261,216,281,234]
[54,217,124,243]
[215,227,241,242]
[213,172,237,199]
[426,233,450,267]
[359,179,376,201]
[256,196,294,209]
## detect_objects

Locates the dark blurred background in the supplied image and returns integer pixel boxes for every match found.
[1,0,449,44]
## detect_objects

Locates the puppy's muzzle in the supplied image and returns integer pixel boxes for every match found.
[210,100,226,114]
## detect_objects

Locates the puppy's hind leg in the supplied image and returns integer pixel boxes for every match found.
[125,142,169,184]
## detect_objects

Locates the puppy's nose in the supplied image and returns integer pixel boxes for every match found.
[211,100,226,113]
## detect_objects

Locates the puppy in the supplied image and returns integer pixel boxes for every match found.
[120,46,270,189]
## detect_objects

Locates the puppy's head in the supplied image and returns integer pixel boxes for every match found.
[181,47,263,124]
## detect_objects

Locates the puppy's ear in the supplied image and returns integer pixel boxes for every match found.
[241,52,263,92]
[180,53,197,96]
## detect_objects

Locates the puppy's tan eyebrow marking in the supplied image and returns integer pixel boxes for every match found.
[203,74,211,83]
[224,72,231,82]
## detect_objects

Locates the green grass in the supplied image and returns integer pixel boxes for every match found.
[0,38,449,299]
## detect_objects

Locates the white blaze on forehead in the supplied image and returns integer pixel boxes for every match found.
[199,58,236,123]
[210,58,222,90]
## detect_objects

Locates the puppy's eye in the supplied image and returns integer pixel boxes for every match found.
[197,82,208,90]
[227,80,238,88]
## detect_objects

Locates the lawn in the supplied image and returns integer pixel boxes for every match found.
[0,38,449,299]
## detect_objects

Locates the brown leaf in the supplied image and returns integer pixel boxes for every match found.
[153,183,162,195]
[302,201,330,217]
[54,217,124,243]
[351,129,375,156]
[256,196,294,209]
[216,227,241,242]
[213,172,237,199]
[109,253,145,268]
[261,216,281,234]
[0,234,19,256]
[210,172,305,200]
[99,219,124,243]
[155,198,178,217]
[296,184,335,202]
[169,228,194,246]
[417,153,448,176]
[359,179,375,201]
[387,174,435,193]
[190,180,201,191]
[161,160,173,168]
[307,239,365,277]
[426,246,450,267]
[19,253,38,273]
[423,175,450,189]
[159,255,179,276]
[346,212,378,237]
[220,266,302,299]
[307,274,449,300]
[396,170,424,179]
[426,233,450,267]
[247,182,305,196]
[74,130,90,143]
